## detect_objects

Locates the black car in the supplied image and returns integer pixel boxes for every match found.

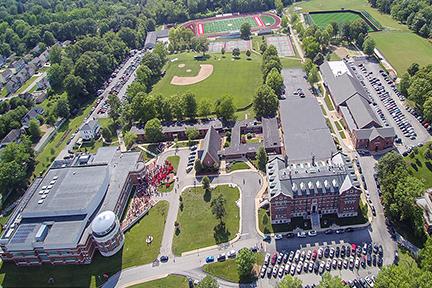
[346,228,354,232]
[378,256,383,267]
[367,255,372,266]
[346,246,351,257]
[160,255,169,262]
[341,246,346,258]
[285,232,295,238]
[378,245,384,256]
[324,246,330,258]
[324,229,333,234]
[336,247,340,257]
[372,254,377,266]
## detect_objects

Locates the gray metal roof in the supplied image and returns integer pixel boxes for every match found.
[0,147,141,251]
[144,31,157,49]
[201,126,221,165]
[279,92,336,162]
[262,117,281,149]
[320,61,370,107]
[345,95,381,129]
[354,127,395,141]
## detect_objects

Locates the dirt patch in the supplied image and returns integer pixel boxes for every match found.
[171,64,214,86]
[178,63,185,68]
[186,69,192,73]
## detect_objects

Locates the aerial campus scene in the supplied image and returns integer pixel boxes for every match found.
[1,0,432,288]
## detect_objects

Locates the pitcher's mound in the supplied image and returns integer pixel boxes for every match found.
[171,64,214,86]
[178,63,185,68]
[186,69,192,73]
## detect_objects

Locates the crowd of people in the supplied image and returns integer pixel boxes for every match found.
[121,160,175,230]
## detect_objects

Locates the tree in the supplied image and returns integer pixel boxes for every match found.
[202,176,211,191]
[194,159,203,173]
[211,194,226,221]
[232,47,240,58]
[374,261,421,288]
[317,272,346,288]
[304,58,314,75]
[198,99,212,118]
[182,92,197,119]
[28,119,41,142]
[108,94,121,121]
[420,237,432,272]
[49,45,62,65]
[253,84,279,118]
[275,0,284,15]
[144,118,163,143]
[236,248,256,278]
[196,275,218,288]
[362,37,376,56]
[424,97,432,121]
[399,72,411,96]
[407,63,420,76]
[47,63,65,92]
[278,275,302,288]
[64,74,86,101]
[302,36,320,59]
[260,41,267,54]
[256,146,268,172]
[265,68,284,96]
[123,131,137,149]
[192,37,209,55]
[186,127,199,142]
[245,50,251,59]
[215,95,236,121]
[221,47,225,56]
[101,126,113,142]
[56,98,70,119]
[240,22,251,40]
[281,16,289,29]
[307,65,319,86]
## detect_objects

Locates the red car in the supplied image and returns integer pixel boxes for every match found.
[271,253,278,265]
[312,249,318,261]
[351,243,357,253]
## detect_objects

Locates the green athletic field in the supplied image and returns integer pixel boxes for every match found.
[310,12,373,31]
[151,52,262,110]
[203,16,257,34]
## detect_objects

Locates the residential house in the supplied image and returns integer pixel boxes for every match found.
[36,76,50,90]
[80,119,100,141]
[33,90,48,104]
[0,69,12,84]
[0,129,22,149]
[21,107,44,128]
[5,78,20,94]
[10,59,25,72]
[0,55,5,67]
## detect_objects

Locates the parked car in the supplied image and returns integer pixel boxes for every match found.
[205,256,214,263]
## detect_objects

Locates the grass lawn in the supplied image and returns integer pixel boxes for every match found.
[405,142,432,188]
[310,12,373,31]
[324,93,335,111]
[258,208,311,233]
[252,36,265,52]
[0,201,169,288]
[173,185,240,255]
[33,100,95,177]
[370,31,432,74]
[1,87,7,97]
[339,130,346,139]
[203,252,264,283]
[128,275,189,288]
[15,75,39,94]
[335,121,343,130]
[294,0,432,74]
[329,52,341,61]
[227,161,250,172]
[320,104,327,116]
[280,57,303,69]
[173,140,198,148]
[152,53,262,110]
[204,16,258,34]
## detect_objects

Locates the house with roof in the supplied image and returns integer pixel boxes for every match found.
[10,59,25,72]
[320,60,395,152]
[21,107,44,128]
[144,29,170,51]
[0,69,13,84]
[80,119,100,141]
[200,126,222,168]
[33,90,48,104]
[36,76,50,90]
[0,128,22,149]
[5,77,20,94]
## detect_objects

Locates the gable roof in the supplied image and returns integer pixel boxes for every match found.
[345,94,381,129]
[320,61,370,107]
[81,119,99,132]
[354,127,395,141]
[201,126,221,165]
[1,129,22,146]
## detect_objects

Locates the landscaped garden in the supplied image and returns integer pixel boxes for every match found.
[128,275,189,288]
[202,252,264,283]
[158,155,180,192]
[173,185,240,255]
[227,161,250,173]
[152,53,262,110]
[258,208,311,234]
[0,201,169,287]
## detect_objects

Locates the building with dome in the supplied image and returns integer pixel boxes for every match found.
[0,147,145,266]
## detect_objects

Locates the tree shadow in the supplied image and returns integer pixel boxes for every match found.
[175,227,181,236]
[426,161,432,172]
[416,158,423,167]
[213,221,230,244]
[203,189,211,202]
[410,162,418,171]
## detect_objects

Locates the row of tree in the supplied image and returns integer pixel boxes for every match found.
[167,26,209,54]
[399,63,432,121]
[369,0,432,38]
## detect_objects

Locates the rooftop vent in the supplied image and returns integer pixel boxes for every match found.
[324,180,330,189]
[332,179,338,187]
[316,181,322,189]
[50,180,56,185]
[41,195,47,199]
[53,176,58,180]
[38,200,44,204]
[38,190,44,195]
[292,183,298,191]
[308,181,314,190]
[300,182,306,191]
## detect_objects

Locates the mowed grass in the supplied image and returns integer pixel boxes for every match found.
[128,275,189,288]
[0,201,169,288]
[204,16,258,34]
[310,12,372,31]
[405,142,432,188]
[152,53,262,109]
[294,0,432,74]
[370,31,432,74]
[173,185,240,255]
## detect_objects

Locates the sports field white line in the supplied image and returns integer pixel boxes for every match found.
[254,15,264,27]
[197,23,204,36]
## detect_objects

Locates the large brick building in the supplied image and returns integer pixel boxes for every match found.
[320,60,395,152]
[267,153,361,224]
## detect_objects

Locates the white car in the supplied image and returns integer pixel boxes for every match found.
[297,232,307,238]
[284,263,291,274]
[264,253,270,265]
[290,264,296,275]
[278,265,285,277]
[308,230,317,237]
[296,262,302,274]
[227,249,236,258]
[275,234,283,240]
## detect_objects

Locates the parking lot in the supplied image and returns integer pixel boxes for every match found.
[260,239,391,287]
[349,58,430,152]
